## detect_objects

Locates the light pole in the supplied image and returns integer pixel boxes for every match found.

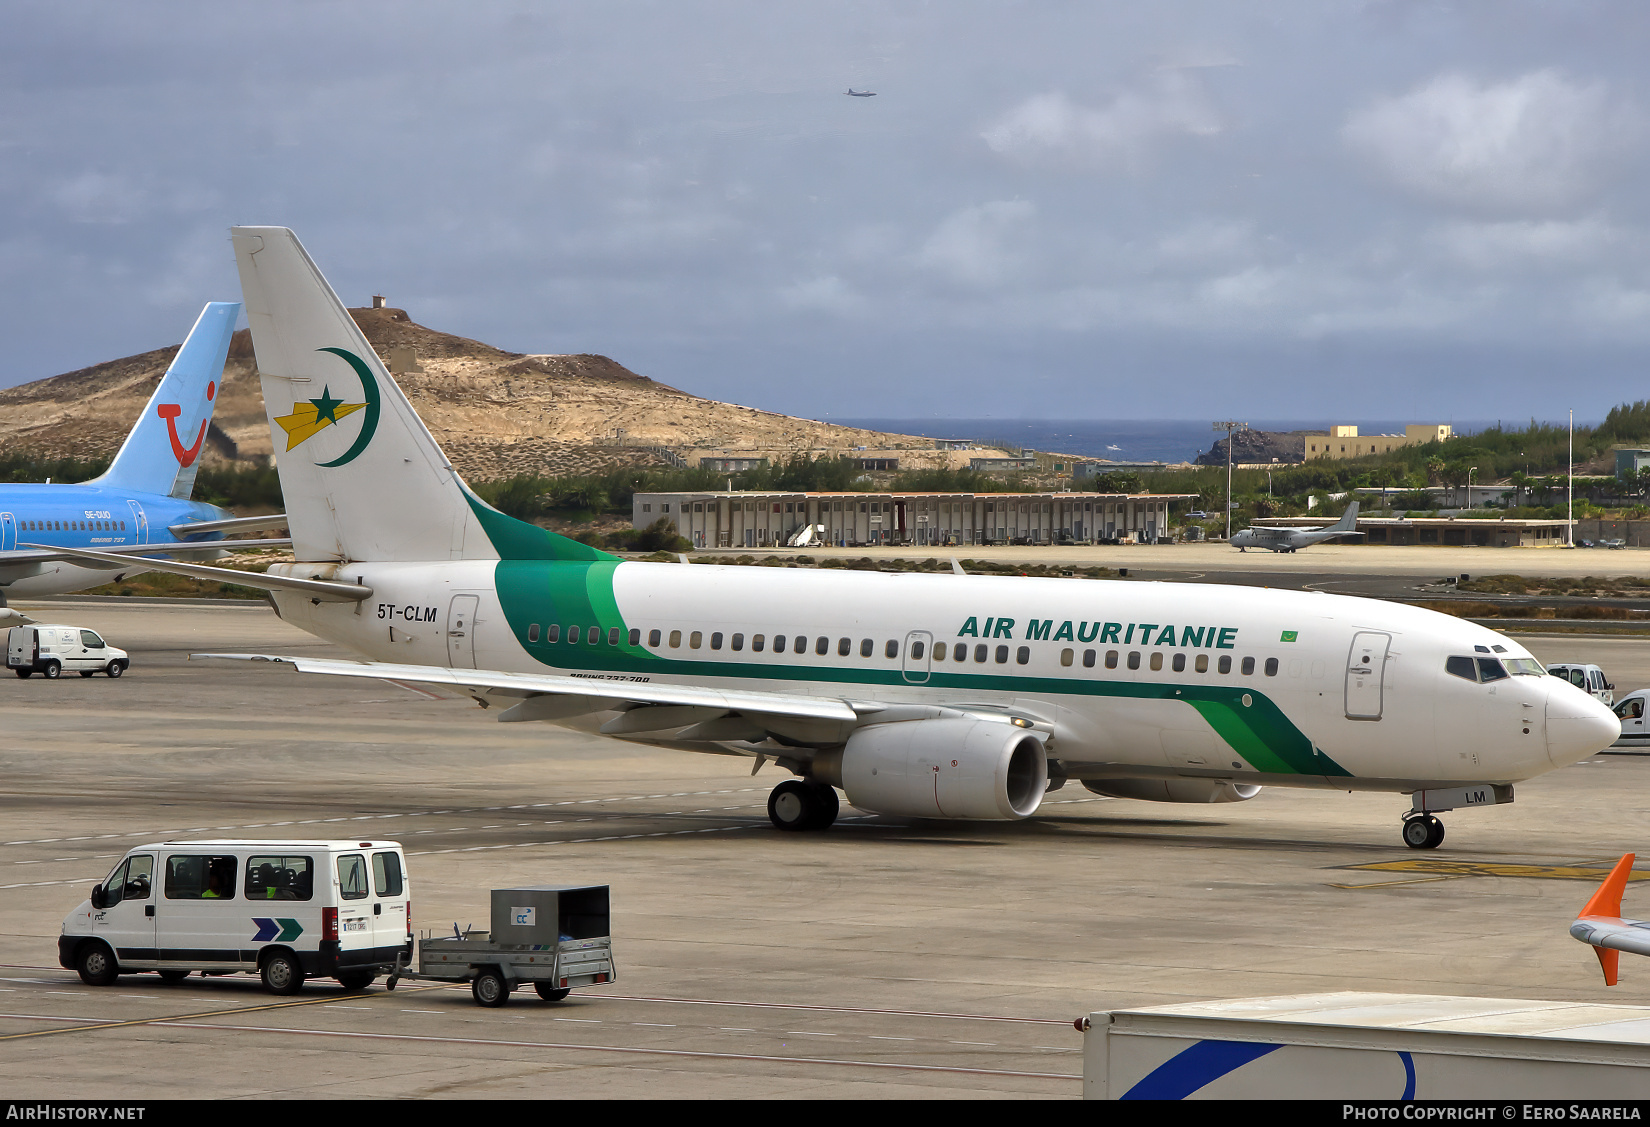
[1467,466,1475,509]
[1212,420,1249,541]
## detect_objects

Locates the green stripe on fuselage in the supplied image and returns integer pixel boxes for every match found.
[490,560,1350,779]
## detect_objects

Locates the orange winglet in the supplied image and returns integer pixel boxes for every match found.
[1581,853,1637,919]
[1596,945,1621,987]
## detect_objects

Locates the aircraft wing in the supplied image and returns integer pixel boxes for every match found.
[8,538,293,566]
[191,652,860,724]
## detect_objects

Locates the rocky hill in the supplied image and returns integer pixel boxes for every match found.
[0,308,987,479]
[1196,428,1319,467]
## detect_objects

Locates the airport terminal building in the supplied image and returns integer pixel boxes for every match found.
[633,490,1197,549]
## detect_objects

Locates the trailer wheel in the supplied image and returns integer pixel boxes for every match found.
[260,950,305,995]
[472,967,509,1007]
[14,669,29,678]
[534,982,571,1002]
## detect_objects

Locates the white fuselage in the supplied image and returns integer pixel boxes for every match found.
[266,560,1614,793]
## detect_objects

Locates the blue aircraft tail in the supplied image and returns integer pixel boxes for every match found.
[96,302,241,499]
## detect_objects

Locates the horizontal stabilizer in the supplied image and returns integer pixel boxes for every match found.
[168,513,289,538]
[11,538,291,567]
[37,544,369,601]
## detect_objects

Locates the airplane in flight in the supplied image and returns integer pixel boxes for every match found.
[1,302,288,621]
[845,88,876,96]
[1230,502,1364,553]
[59,228,1619,849]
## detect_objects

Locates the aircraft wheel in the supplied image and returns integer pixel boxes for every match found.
[768,780,817,832]
[1402,814,1444,850]
[806,783,839,829]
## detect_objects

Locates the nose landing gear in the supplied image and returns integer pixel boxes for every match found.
[1401,813,1446,850]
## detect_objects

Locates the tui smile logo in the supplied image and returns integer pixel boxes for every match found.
[157,380,216,467]
[273,347,381,467]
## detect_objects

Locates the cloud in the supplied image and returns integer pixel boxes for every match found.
[778,274,862,313]
[981,75,1221,169]
[1433,217,1623,269]
[916,200,1035,286]
[1343,70,1633,211]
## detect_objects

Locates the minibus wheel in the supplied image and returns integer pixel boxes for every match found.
[260,951,304,995]
[75,941,118,987]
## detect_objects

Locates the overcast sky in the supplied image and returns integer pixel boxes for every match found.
[4,1,1649,422]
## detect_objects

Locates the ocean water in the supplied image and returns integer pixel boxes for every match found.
[835,418,1503,464]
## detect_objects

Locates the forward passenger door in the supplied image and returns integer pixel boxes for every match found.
[1345,632,1391,721]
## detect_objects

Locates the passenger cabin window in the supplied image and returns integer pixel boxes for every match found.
[1061,648,1074,667]
[710,632,723,650]
[995,645,1009,664]
[1083,649,1096,668]
[838,637,851,656]
[1218,655,1232,674]
[772,635,786,653]
[528,624,540,643]
[337,854,369,900]
[732,633,744,651]
[890,640,903,659]
[753,634,765,652]
[1105,650,1118,669]
[609,627,621,646]
[246,856,314,901]
[166,855,238,900]
[1172,653,1185,672]
[690,631,703,649]
[815,637,829,655]
[795,636,808,653]
[568,625,581,644]
[1241,656,1256,676]
[1150,653,1163,671]
[1196,654,1209,673]
[629,628,641,646]
[547,625,560,643]
[1126,651,1140,670]
[1016,646,1030,665]
[911,641,925,660]
[372,852,404,897]
[1264,657,1279,676]
[859,639,873,658]
[974,644,987,663]
[667,630,680,648]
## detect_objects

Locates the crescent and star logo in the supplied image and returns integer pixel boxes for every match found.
[273,347,382,467]
[156,380,215,468]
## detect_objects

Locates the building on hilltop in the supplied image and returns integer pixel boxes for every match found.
[1304,424,1452,460]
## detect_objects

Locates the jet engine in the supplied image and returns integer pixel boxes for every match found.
[812,718,1048,820]
[1082,778,1261,804]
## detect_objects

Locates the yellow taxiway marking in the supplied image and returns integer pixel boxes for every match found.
[1331,858,1650,890]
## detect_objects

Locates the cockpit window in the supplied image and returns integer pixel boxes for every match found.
[1476,658,1509,682]
[1445,656,1478,682]
[1505,658,1545,676]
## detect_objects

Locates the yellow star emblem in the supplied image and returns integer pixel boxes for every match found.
[274,387,369,452]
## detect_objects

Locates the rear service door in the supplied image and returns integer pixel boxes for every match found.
[370,851,408,951]
[0,513,13,551]
[335,853,374,951]
[1345,632,1391,721]
[447,595,479,669]
[126,501,148,545]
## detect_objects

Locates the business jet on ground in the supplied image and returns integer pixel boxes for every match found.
[57,229,1618,851]
[1230,503,1364,553]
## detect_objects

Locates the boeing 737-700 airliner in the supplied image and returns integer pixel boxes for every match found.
[56,229,1620,850]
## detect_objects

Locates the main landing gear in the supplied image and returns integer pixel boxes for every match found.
[767,780,840,832]
[1402,813,1446,850]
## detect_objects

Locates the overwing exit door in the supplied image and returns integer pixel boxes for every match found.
[902,631,932,684]
[1345,632,1391,720]
[447,594,479,669]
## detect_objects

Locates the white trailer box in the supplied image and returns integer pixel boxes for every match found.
[1084,992,1650,1100]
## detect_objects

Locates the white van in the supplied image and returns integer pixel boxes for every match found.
[59,839,411,994]
[7,623,129,679]
[1547,662,1614,707]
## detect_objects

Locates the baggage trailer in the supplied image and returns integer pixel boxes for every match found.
[394,885,615,1007]
[1082,992,1650,1099]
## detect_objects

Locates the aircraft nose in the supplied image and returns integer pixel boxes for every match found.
[1546,684,1620,767]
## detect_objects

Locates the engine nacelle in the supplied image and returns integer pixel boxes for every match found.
[1082,778,1262,804]
[816,718,1048,820]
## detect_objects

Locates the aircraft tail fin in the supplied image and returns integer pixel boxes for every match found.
[95,302,240,500]
[230,226,614,565]
[1328,500,1361,533]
